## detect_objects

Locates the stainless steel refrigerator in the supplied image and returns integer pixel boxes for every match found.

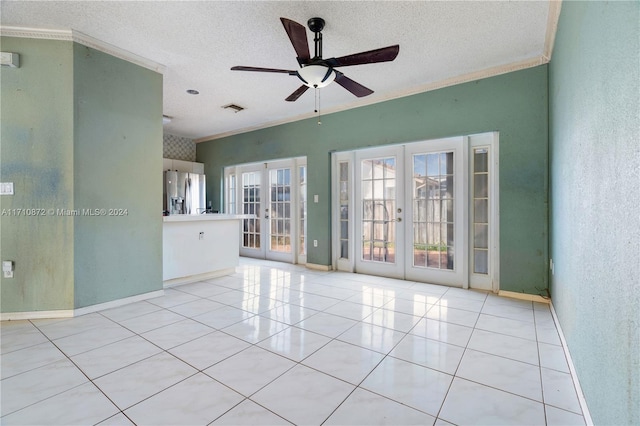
[164,171,206,214]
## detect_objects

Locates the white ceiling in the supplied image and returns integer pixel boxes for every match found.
[1,1,558,141]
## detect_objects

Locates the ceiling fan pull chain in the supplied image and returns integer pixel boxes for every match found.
[317,88,322,125]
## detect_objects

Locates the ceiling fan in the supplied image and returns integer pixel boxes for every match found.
[231,17,400,101]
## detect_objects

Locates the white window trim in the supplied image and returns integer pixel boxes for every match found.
[331,151,355,272]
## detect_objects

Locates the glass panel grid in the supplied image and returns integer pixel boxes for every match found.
[227,174,236,214]
[269,168,292,253]
[412,152,454,270]
[361,158,396,264]
[299,165,307,256]
[473,148,489,274]
[242,172,261,249]
[339,161,350,259]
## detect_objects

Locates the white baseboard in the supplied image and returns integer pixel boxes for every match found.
[73,290,165,317]
[498,290,550,304]
[305,263,332,272]
[0,289,164,321]
[1,310,75,321]
[163,268,235,288]
[549,302,594,425]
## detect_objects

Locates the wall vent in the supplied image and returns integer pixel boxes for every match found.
[222,104,245,113]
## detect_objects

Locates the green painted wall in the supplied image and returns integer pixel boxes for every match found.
[72,43,163,308]
[198,65,549,294]
[0,38,75,312]
[0,38,163,314]
[549,1,640,424]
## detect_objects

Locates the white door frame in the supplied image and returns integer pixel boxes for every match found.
[354,145,405,279]
[225,157,307,264]
[331,132,499,291]
[468,132,500,292]
[331,152,355,272]
[403,137,468,287]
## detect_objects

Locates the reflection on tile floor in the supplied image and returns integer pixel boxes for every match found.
[1,258,587,425]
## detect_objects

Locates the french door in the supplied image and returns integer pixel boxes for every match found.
[354,146,405,279]
[404,139,466,285]
[225,158,307,264]
[333,133,498,291]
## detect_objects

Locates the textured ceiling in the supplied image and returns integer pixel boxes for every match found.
[1,1,558,141]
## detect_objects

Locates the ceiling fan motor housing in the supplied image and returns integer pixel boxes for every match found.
[307,17,325,33]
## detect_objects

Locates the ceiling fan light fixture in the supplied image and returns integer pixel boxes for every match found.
[297,65,335,88]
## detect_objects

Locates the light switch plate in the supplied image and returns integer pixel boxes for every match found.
[3,261,14,278]
[0,182,14,195]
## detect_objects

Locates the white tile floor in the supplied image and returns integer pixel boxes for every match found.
[1,258,587,425]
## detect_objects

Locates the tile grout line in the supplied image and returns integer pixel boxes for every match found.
[2,264,586,425]
[432,287,486,424]
[533,299,551,425]
[318,294,430,425]
[13,318,132,423]
[549,302,594,425]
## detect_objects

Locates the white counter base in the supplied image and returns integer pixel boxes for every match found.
[163,268,235,288]
[163,214,247,286]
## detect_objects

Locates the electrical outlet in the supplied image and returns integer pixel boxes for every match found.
[313,195,319,203]
[313,240,318,247]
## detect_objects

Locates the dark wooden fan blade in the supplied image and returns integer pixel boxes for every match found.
[285,85,310,102]
[326,45,399,67]
[334,71,374,97]
[280,18,311,63]
[231,66,297,75]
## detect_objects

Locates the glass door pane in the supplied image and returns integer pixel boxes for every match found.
[299,165,307,257]
[339,161,349,259]
[404,137,465,287]
[227,173,236,214]
[472,148,489,274]
[361,157,397,263]
[242,171,261,250]
[268,167,292,254]
[412,152,455,270]
[355,146,404,279]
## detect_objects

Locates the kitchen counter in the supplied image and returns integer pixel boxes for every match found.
[163,213,253,222]
[162,214,250,287]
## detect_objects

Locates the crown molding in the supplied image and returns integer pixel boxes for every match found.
[543,0,563,62]
[195,54,546,143]
[0,25,165,74]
